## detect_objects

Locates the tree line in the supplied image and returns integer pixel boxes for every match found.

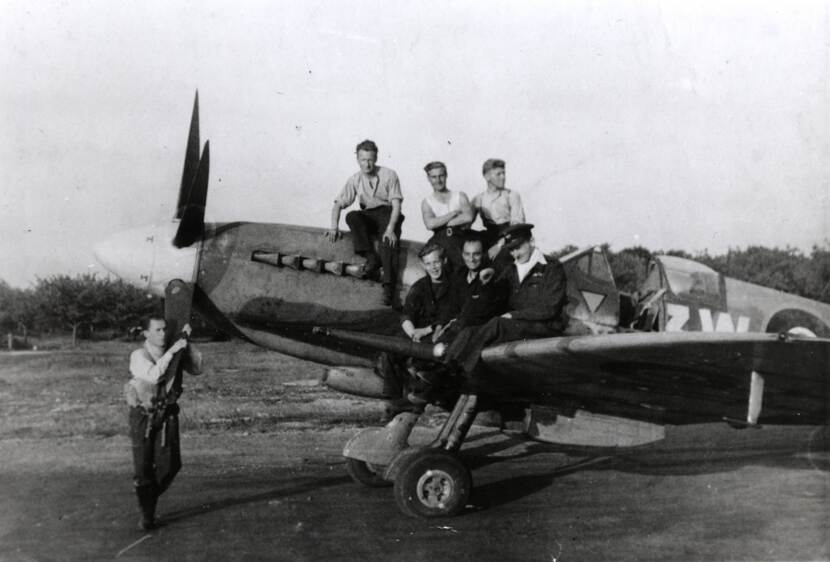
[0,275,160,343]
[1,243,828,343]
[603,243,830,302]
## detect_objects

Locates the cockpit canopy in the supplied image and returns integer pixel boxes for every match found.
[653,255,725,310]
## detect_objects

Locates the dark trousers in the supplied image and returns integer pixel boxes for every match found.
[129,405,181,495]
[445,316,557,375]
[345,206,404,285]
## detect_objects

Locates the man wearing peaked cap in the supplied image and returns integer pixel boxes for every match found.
[501,222,534,249]
[471,158,526,269]
[441,223,569,380]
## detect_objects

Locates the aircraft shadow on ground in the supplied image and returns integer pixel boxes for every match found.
[464,424,829,475]
[161,475,352,524]
[461,424,829,512]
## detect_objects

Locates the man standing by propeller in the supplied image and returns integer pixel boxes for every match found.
[326,139,404,306]
[125,315,202,531]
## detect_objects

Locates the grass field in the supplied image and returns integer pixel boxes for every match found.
[0,340,386,441]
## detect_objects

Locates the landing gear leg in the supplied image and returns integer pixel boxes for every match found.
[343,411,420,487]
[386,394,478,518]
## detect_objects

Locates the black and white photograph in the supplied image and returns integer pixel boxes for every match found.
[1,1,828,560]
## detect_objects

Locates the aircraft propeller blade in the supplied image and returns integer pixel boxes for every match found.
[161,279,195,389]
[175,92,200,219]
[173,141,209,248]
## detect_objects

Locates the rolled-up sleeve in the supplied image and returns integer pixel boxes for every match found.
[386,171,403,202]
[129,348,171,384]
[334,178,357,208]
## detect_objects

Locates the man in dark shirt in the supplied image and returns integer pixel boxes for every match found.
[401,243,460,341]
[430,233,507,344]
[451,234,508,331]
[381,243,460,413]
[441,223,568,379]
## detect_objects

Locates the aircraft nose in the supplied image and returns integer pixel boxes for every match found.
[94,221,199,296]
[93,225,156,292]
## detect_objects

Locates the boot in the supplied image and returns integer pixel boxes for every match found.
[135,484,157,531]
[382,283,395,306]
[362,252,381,280]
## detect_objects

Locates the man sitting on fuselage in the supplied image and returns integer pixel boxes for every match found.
[471,159,526,269]
[325,139,404,306]
[420,161,474,272]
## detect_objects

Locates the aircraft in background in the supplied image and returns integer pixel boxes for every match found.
[95,94,830,518]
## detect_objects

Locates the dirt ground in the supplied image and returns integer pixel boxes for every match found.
[0,342,827,561]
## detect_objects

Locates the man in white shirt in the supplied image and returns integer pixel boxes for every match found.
[420,161,474,270]
[471,159,526,264]
[326,139,404,305]
[126,316,202,531]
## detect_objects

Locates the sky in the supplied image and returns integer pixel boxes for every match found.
[1,1,828,288]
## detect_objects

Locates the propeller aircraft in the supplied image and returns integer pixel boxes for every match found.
[95,94,830,518]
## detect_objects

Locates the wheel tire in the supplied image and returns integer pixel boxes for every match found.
[345,457,392,487]
[393,449,471,518]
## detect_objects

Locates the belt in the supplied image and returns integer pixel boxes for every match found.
[437,225,468,237]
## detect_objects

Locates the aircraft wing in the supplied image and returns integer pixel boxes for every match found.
[477,332,830,426]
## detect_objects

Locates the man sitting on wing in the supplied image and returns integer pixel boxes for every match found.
[451,233,508,330]
[401,243,460,342]
[377,243,459,411]
[403,233,511,408]
[431,232,508,344]
[440,223,568,382]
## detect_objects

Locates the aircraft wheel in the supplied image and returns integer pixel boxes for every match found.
[345,457,392,487]
[393,449,471,518]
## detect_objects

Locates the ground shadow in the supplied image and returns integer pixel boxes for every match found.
[459,423,829,512]
[462,426,830,511]
[161,474,352,524]
[469,456,614,512]
[463,423,829,475]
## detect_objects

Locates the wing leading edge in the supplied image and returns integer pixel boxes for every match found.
[479,332,829,426]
